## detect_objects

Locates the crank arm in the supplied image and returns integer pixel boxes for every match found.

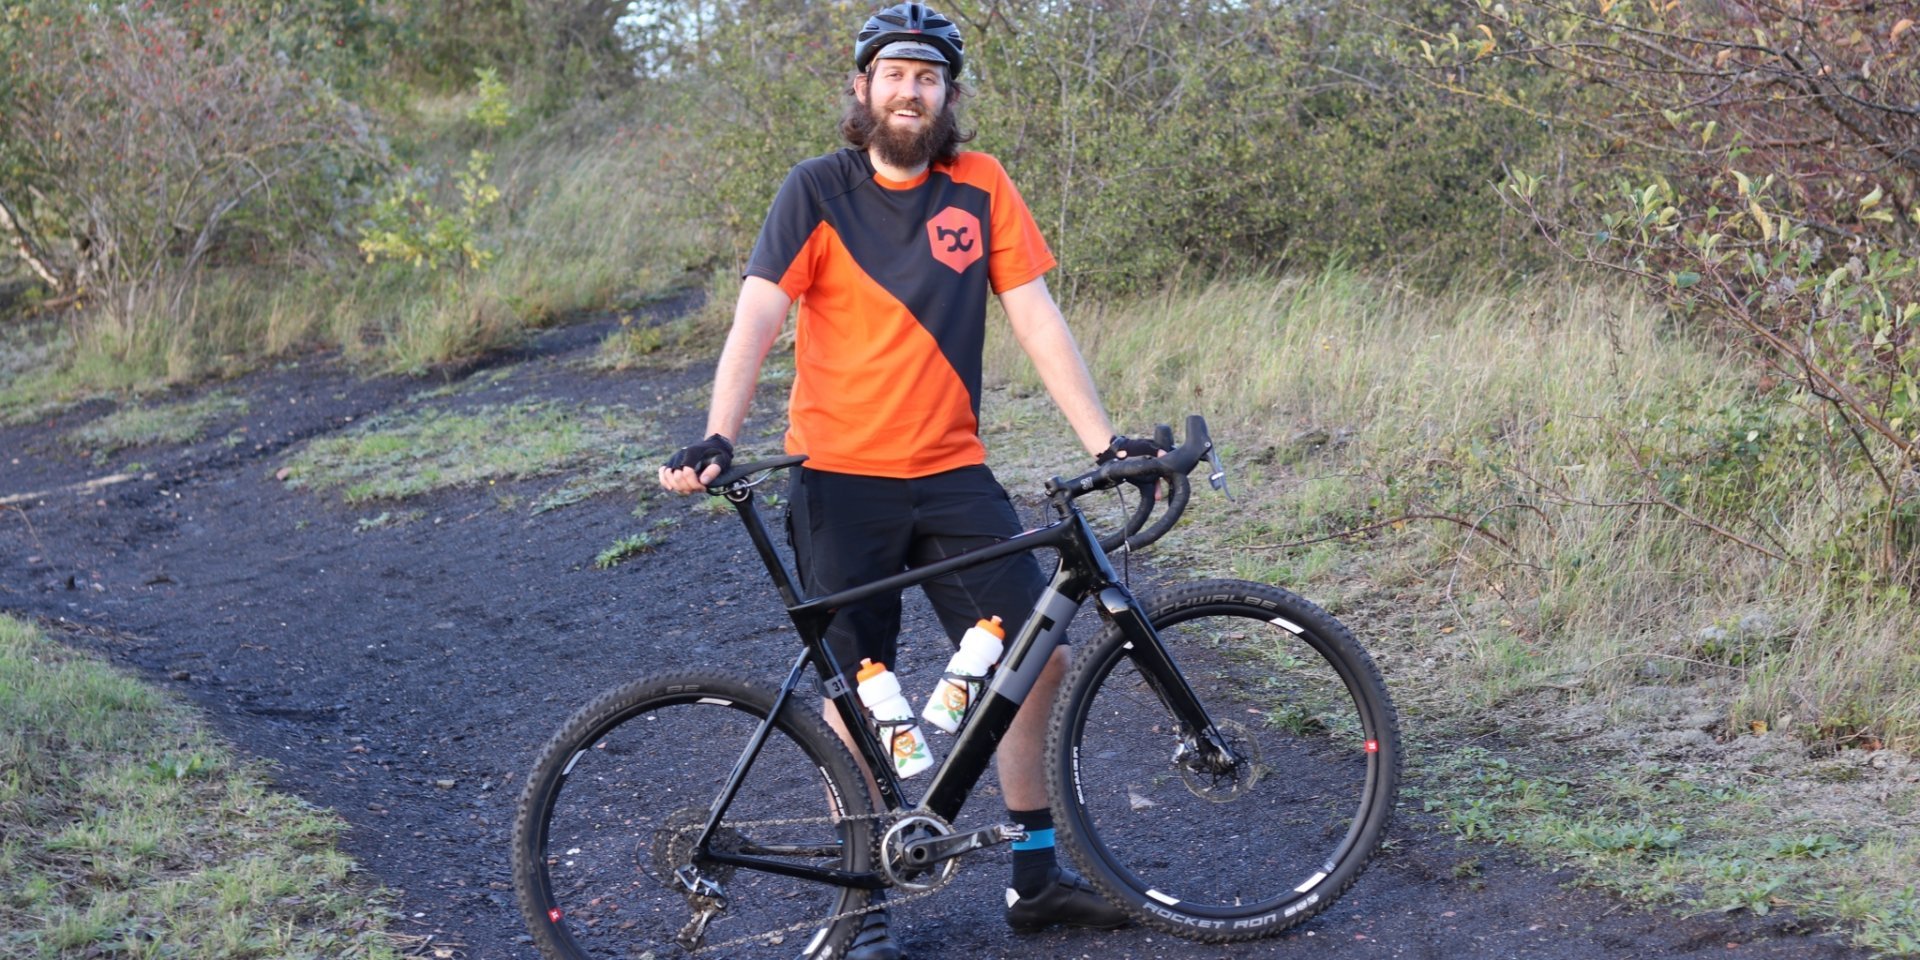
[899,823,1026,870]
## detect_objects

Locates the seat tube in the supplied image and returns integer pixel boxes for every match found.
[729,492,804,608]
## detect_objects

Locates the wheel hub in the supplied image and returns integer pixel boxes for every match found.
[650,805,741,892]
[1175,719,1264,802]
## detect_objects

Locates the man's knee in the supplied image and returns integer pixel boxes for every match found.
[1041,644,1069,679]
[1026,646,1070,704]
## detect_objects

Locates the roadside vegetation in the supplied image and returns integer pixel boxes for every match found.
[280,398,657,505]
[980,273,1920,952]
[65,391,249,460]
[4,0,1917,954]
[0,615,409,959]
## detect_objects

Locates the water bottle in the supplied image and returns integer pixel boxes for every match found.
[855,659,934,778]
[921,616,1005,734]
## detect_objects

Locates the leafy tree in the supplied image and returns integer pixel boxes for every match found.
[1412,0,1920,574]
[0,2,376,320]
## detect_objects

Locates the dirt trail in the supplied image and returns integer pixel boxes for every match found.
[0,309,1865,959]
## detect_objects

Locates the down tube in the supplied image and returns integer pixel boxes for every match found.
[918,579,1083,822]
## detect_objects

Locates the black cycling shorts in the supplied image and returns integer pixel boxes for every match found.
[785,464,1048,687]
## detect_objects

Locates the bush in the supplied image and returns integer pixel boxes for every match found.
[0,1,377,323]
[638,0,1555,293]
[1419,0,1920,578]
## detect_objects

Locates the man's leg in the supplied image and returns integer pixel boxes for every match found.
[908,467,1126,932]
[989,644,1066,810]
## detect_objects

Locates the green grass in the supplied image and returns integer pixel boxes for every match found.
[593,531,658,569]
[1408,743,1920,953]
[985,269,1920,750]
[65,392,250,458]
[0,614,407,959]
[327,92,717,376]
[974,267,1920,955]
[0,90,716,412]
[280,399,656,504]
[589,267,737,373]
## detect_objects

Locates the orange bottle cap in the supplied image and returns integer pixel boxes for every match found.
[975,616,1005,639]
[856,658,889,682]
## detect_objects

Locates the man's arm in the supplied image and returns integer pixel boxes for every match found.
[1002,276,1165,467]
[657,276,793,493]
[998,275,1121,458]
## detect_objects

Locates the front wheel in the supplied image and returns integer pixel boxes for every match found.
[512,672,876,959]
[1047,580,1400,941]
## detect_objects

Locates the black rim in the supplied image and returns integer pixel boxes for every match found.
[519,686,867,959]
[1065,594,1394,923]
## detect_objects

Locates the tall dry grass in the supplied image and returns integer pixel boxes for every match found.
[7,93,714,409]
[335,93,716,373]
[988,271,1920,748]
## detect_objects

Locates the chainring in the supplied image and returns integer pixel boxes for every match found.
[879,813,960,893]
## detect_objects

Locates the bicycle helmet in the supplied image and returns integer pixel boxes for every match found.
[854,3,964,78]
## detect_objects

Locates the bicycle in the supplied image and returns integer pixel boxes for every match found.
[511,416,1400,958]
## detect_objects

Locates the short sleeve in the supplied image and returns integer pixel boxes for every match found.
[745,164,825,300]
[982,158,1057,294]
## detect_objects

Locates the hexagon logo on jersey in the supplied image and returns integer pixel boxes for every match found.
[925,206,984,274]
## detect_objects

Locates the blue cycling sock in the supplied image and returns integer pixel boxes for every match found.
[1008,807,1057,897]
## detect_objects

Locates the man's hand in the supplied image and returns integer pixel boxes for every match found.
[1095,434,1162,465]
[1097,434,1168,500]
[658,434,734,494]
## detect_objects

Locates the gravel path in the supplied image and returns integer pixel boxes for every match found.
[0,309,1865,959]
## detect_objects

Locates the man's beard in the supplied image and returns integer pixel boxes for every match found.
[864,94,956,170]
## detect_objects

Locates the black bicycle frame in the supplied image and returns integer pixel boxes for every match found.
[693,474,1230,890]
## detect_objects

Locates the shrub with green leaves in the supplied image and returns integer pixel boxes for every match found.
[639,0,1553,292]
[1,1,378,312]
[1420,0,1920,582]
[359,69,514,274]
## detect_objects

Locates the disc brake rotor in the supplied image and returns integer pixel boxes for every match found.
[1177,718,1264,802]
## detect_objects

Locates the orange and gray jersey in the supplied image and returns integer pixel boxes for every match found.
[744,149,1056,479]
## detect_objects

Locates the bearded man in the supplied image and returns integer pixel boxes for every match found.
[660,5,1158,957]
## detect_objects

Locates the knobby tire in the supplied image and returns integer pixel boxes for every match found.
[1047,579,1401,941]
[512,672,875,959]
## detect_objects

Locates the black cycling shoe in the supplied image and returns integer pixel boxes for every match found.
[846,908,903,960]
[1004,866,1129,933]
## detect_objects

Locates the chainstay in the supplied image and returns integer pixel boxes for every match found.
[663,811,949,954]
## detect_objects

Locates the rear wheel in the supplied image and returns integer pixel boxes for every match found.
[1047,580,1400,940]
[512,672,875,959]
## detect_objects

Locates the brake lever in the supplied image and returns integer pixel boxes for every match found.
[1205,442,1232,500]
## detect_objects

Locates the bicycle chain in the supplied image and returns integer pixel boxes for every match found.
[658,810,952,954]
